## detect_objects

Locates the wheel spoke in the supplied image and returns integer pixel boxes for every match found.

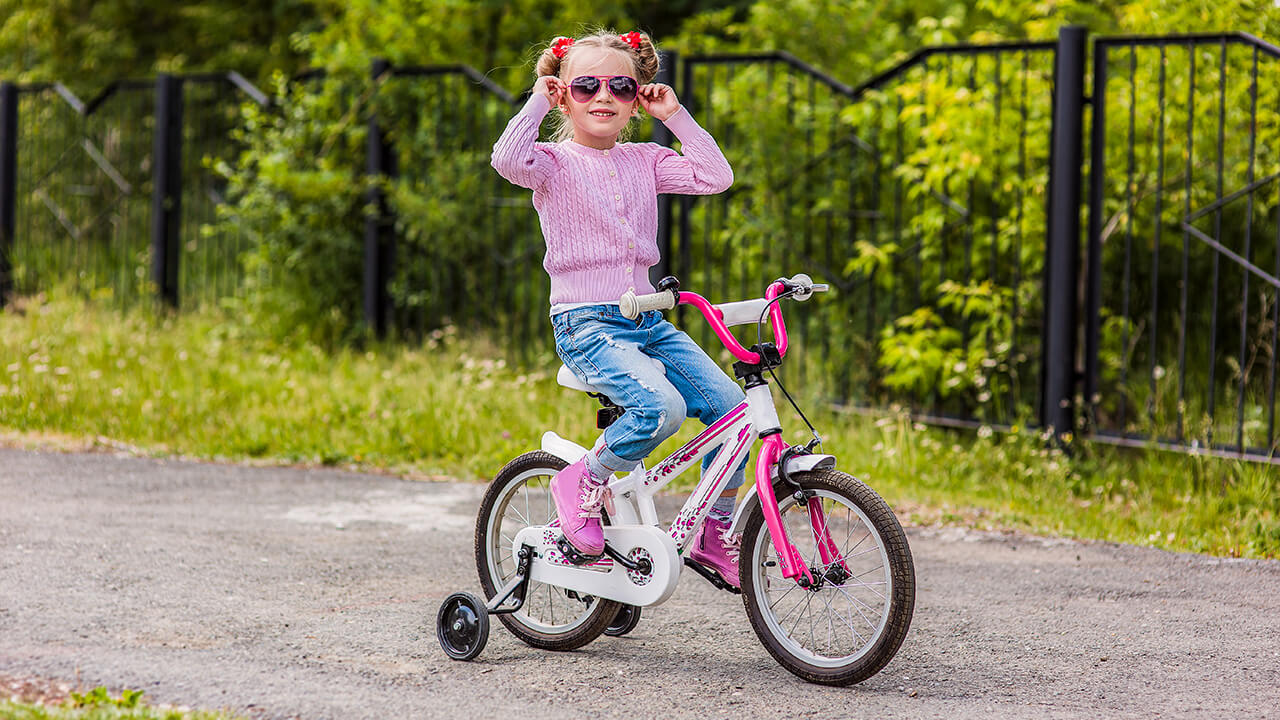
[830,583,885,627]
[787,593,814,641]
[775,588,811,627]
[507,505,529,526]
[817,585,866,645]
[767,577,802,611]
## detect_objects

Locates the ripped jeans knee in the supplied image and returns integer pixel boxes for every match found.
[551,304,744,477]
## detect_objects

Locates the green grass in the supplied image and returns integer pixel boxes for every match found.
[1,291,1277,558]
[0,685,241,719]
[0,703,235,720]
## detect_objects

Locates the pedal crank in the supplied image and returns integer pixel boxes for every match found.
[555,536,605,566]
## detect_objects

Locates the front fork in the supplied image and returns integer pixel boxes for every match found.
[755,434,849,585]
[755,434,812,584]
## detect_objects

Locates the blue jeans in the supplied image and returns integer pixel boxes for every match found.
[552,305,749,490]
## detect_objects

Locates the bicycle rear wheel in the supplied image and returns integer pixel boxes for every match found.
[740,468,915,685]
[474,451,621,651]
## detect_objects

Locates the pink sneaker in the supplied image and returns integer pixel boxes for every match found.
[690,516,742,589]
[550,458,608,557]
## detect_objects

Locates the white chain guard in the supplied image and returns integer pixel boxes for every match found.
[512,524,680,607]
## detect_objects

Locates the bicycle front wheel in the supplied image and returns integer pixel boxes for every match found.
[740,468,915,685]
[474,451,621,651]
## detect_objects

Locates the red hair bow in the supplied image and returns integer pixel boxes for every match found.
[618,32,642,50]
[551,36,575,58]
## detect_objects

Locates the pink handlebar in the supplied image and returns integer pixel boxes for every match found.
[678,281,789,364]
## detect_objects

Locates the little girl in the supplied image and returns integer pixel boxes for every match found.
[491,30,747,587]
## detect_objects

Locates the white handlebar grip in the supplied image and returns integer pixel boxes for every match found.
[619,289,675,319]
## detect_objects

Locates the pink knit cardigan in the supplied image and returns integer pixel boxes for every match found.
[491,93,733,306]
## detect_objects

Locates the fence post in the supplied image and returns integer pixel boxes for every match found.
[0,82,16,304]
[1040,26,1087,439]
[151,73,183,308]
[652,50,677,284]
[364,58,395,337]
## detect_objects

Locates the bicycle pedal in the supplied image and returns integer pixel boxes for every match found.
[682,557,742,595]
[555,536,604,566]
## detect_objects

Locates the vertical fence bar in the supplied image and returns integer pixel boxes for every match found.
[1206,40,1227,442]
[1271,164,1280,450]
[652,50,677,284]
[1084,42,1108,430]
[0,82,16,304]
[1149,45,1167,429]
[676,58,694,328]
[1177,48,1195,442]
[151,73,183,308]
[892,93,903,323]
[1235,46,1259,452]
[1014,51,1029,418]
[1119,44,1136,433]
[364,59,394,337]
[1041,26,1086,437]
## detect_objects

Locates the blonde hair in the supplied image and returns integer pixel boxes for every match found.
[534,30,661,142]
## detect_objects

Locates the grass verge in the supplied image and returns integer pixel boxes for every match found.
[1,292,1276,558]
[0,682,240,719]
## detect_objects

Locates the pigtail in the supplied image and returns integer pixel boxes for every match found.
[535,40,565,80]
[632,33,660,85]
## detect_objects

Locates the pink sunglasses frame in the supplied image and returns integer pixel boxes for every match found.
[567,75,640,104]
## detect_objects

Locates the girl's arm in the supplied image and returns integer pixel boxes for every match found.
[491,92,559,190]
[652,106,733,195]
[638,83,731,195]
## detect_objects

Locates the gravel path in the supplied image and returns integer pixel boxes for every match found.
[1,448,1277,719]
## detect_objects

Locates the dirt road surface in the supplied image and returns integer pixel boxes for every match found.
[1,449,1277,719]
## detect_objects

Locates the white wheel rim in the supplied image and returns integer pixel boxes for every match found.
[749,490,894,668]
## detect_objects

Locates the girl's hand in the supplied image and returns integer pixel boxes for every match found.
[638,83,679,121]
[533,76,566,106]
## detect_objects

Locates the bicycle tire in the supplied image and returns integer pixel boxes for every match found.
[740,468,915,685]
[474,450,621,651]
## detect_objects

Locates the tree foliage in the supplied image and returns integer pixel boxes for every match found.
[12,0,1280,436]
[0,0,321,92]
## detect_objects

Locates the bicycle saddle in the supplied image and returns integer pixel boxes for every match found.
[556,357,667,395]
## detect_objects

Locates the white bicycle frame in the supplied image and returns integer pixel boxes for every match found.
[526,284,837,609]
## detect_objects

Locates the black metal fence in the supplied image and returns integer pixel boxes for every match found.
[3,28,1280,463]
[673,43,1058,431]
[0,73,267,309]
[371,64,548,353]
[1085,33,1280,461]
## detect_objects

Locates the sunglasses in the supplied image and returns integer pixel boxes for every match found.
[568,75,639,104]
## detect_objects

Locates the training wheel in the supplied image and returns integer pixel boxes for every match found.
[436,591,489,660]
[603,604,642,637]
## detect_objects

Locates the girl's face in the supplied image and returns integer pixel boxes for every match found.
[559,47,638,148]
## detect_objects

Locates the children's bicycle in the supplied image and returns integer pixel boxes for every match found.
[437,273,915,685]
